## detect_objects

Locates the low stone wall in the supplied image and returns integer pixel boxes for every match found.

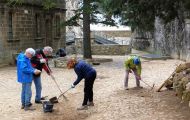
[54,57,68,68]
[66,38,131,55]
[0,50,18,67]
[91,30,131,37]
[78,45,131,55]
[91,45,131,55]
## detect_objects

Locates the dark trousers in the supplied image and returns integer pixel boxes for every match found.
[82,70,96,106]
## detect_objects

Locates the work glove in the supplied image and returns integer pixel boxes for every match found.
[71,83,75,88]
[40,58,46,63]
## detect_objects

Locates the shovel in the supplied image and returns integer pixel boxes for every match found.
[49,74,68,100]
[58,87,72,100]
[140,79,155,90]
[131,71,155,90]
[40,54,67,101]
[49,87,72,103]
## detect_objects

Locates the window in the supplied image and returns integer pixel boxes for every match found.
[35,14,41,37]
[8,12,13,40]
[55,15,61,37]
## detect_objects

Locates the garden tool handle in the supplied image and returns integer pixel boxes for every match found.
[131,71,154,89]
[50,74,63,93]
[39,55,66,99]
[58,87,72,99]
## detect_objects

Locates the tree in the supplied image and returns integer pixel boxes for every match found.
[64,0,116,59]
[83,0,92,59]
[100,0,190,32]
[6,0,56,10]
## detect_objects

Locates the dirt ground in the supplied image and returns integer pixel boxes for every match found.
[0,54,190,120]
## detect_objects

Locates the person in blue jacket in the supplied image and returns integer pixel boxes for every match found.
[67,58,97,110]
[17,48,41,111]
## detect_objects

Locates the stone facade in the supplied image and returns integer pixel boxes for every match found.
[0,0,66,65]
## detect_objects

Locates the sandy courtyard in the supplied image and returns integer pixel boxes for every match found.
[0,55,190,120]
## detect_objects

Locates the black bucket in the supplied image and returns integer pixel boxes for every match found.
[43,101,54,113]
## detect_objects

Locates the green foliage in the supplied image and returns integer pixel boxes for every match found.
[42,0,56,10]
[6,0,56,10]
[184,0,190,10]
[62,0,117,27]
[122,0,156,31]
[100,0,190,32]
[6,0,24,6]
[62,10,82,26]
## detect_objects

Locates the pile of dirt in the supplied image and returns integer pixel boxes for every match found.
[162,63,190,104]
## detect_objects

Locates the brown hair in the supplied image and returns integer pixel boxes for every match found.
[67,58,77,68]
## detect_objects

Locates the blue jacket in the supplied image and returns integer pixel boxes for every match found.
[73,60,96,85]
[17,53,35,83]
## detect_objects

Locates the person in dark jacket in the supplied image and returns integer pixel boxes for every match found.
[67,58,97,110]
[17,48,41,111]
[56,48,66,57]
[30,46,53,103]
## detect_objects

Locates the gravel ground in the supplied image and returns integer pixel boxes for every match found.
[0,55,190,120]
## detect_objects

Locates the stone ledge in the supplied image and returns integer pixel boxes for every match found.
[54,37,61,40]
[34,37,44,41]
[141,54,171,60]
[0,63,9,68]
[53,57,113,68]
[7,39,20,43]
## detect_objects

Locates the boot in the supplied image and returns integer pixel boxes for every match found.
[21,105,25,109]
[77,105,88,110]
[87,102,94,106]
[24,106,36,111]
[21,103,32,109]
[137,86,143,89]
[35,100,42,104]
[125,86,129,90]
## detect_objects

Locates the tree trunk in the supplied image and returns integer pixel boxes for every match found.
[83,0,92,59]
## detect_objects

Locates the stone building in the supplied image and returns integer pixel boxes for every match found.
[0,0,66,65]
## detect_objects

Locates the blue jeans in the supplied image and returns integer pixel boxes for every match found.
[21,82,32,106]
[33,76,42,101]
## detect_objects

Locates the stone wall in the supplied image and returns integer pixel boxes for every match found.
[132,11,190,61]
[91,45,131,55]
[67,44,131,55]
[0,2,66,65]
[151,14,190,61]
[91,30,131,38]
[72,38,131,55]
[185,19,190,61]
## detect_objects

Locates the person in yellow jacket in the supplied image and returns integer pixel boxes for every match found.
[124,55,142,90]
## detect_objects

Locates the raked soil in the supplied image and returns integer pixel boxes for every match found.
[0,55,190,120]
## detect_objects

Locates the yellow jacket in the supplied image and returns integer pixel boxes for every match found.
[124,56,141,75]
